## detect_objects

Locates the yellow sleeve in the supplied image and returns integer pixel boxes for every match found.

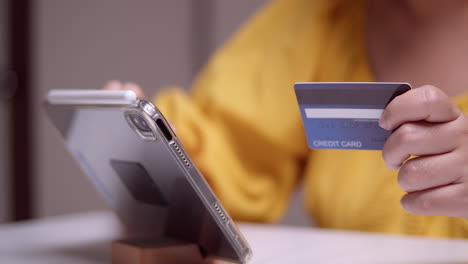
[154,0,321,222]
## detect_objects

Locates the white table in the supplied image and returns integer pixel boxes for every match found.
[1,211,468,263]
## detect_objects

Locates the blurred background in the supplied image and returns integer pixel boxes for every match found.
[0,0,309,225]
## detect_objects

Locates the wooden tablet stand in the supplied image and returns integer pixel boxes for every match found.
[112,240,235,264]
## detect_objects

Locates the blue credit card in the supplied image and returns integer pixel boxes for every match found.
[294,82,411,150]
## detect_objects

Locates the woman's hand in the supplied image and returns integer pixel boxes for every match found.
[102,80,176,131]
[380,85,468,218]
[102,80,145,97]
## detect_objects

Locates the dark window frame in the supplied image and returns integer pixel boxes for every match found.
[8,0,33,221]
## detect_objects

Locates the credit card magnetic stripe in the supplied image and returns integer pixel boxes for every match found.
[294,82,410,106]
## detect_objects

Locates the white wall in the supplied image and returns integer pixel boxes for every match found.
[33,0,193,217]
[0,0,10,222]
[212,0,267,47]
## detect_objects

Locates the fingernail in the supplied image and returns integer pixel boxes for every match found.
[379,118,389,130]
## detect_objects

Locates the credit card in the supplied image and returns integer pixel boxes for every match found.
[294,82,411,150]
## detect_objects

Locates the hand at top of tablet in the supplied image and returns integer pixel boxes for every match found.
[380,85,468,219]
[102,80,176,132]
[102,80,145,98]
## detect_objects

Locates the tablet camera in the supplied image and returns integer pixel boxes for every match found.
[130,113,151,132]
[125,112,156,140]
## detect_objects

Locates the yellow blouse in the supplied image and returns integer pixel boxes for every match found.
[155,0,468,238]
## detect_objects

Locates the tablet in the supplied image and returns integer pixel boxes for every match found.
[45,89,252,263]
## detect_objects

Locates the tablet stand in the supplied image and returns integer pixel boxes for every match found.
[112,240,235,264]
